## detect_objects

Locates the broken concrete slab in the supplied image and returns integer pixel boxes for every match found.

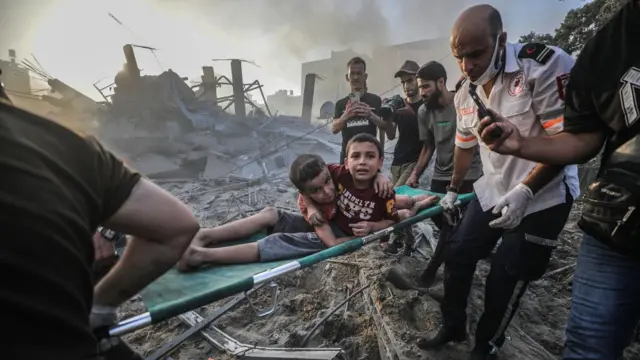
[202,153,235,180]
[130,154,182,177]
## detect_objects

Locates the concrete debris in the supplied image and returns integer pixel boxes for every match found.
[130,154,182,178]
[202,154,235,180]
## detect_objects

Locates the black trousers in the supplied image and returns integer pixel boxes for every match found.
[424,179,476,273]
[442,196,572,352]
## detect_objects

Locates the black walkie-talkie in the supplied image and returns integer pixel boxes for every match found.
[468,85,503,141]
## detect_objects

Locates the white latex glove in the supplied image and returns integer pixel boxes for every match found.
[89,304,118,330]
[489,183,534,229]
[439,191,458,211]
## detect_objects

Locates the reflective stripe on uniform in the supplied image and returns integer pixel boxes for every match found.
[456,133,477,143]
[541,116,563,129]
[489,280,528,351]
[525,233,559,247]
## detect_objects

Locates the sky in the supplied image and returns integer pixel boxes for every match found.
[0,0,588,101]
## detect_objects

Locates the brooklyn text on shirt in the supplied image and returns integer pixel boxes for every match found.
[620,66,640,127]
[337,189,376,220]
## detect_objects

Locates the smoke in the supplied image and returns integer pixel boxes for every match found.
[179,0,583,60]
[179,0,392,59]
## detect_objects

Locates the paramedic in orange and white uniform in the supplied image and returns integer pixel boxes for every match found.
[416,4,580,360]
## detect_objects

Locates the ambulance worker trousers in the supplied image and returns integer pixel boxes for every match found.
[441,195,572,353]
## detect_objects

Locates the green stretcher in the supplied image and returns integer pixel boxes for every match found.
[109,186,477,336]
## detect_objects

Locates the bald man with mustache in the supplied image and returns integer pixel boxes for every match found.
[417,5,579,359]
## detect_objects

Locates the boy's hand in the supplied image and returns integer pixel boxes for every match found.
[374,172,394,198]
[350,221,373,237]
[307,209,326,227]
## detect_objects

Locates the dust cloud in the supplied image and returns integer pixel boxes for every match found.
[176,0,581,61]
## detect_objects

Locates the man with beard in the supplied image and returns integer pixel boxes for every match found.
[406,61,482,285]
[417,5,580,359]
[332,57,393,164]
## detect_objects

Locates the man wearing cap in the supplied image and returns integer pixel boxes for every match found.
[379,60,427,256]
[387,60,424,186]
[417,5,580,359]
[405,61,483,285]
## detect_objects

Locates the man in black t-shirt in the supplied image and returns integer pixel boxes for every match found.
[0,88,199,359]
[332,57,393,164]
[478,1,640,358]
[386,60,424,186]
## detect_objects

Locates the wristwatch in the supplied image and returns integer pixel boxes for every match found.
[446,185,459,193]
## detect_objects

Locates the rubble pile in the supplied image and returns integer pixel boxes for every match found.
[97,114,341,187]
[118,178,640,360]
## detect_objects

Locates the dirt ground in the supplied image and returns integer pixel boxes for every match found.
[118,183,640,360]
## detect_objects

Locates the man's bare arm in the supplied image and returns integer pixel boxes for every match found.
[386,121,398,140]
[518,131,605,194]
[331,117,347,134]
[516,131,605,166]
[369,112,393,135]
[522,164,565,195]
[94,178,200,307]
[411,142,435,179]
[450,146,476,189]
[381,119,395,140]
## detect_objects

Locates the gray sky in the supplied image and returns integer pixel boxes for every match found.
[0,0,588,100]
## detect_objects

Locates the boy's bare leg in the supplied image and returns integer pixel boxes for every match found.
[411,195,439,215]
[178,207,279,271]
[395,195,413,209]
[398,209,413,221]
[194,207,279,247]
[396,195,439,216]
[180,243,260,269]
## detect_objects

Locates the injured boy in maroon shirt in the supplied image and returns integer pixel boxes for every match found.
[299,134,438,249]
[177,133,437,270]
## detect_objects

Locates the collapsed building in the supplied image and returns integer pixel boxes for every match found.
[81,44,341,185]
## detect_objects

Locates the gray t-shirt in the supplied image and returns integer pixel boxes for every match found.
[417,102,483,181]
